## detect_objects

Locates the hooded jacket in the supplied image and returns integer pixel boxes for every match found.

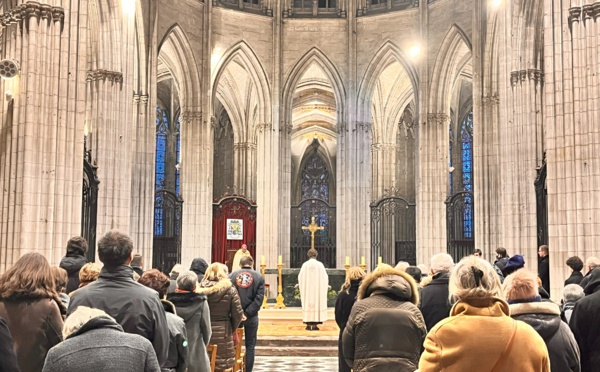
[0,297,63,372]
[570,269,600,371]
[342,267,426,372]
[59,253,88,294]
[161,300,188,372]
[510,301,580,371]
[166,292,211,372]
[68,265,169,368]
[190,258,209,279]
[42,316,160,372]
[197,278,243,371]
[419,297,550,372]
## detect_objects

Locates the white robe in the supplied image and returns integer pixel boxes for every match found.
[298,257,329,323]
[232,249,251,271]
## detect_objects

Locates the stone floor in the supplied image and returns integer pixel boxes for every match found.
[253,356,338,371]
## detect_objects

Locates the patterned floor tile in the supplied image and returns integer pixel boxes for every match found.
[253,356,337,371]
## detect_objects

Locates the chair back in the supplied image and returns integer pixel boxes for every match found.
[206,344,218,372]
[234,327,245,372]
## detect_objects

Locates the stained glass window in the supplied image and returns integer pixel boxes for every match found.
[301,155,330,202]
[461,111,474,238]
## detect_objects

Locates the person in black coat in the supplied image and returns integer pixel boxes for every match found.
[570,268,600,371]
[565,256,584,286]
[504,268,580,372]
[59,236,88,294]
[494,247,510,272]
[190,258,209,280]
[538,245,550,295]
[334,267,365,372]
[578,257,599,290]
[420,253,454,331]
[0,316,20,372]
[68,230,169,369]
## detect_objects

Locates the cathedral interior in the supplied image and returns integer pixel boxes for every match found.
[0,0,598,299]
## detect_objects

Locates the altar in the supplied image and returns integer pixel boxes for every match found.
[265,268,346,307]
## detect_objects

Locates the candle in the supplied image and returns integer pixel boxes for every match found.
[278,255,282,265]
[361,256,365,265]
[378,256,382,266]
[345,256,350,265]
[261,255,265,265]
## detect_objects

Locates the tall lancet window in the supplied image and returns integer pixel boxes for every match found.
[460,111,474,238]
[154,106,181,236]
[301,154,330,203]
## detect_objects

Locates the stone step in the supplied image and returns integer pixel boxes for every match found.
[255,345,338,357]
[257,336,337,348]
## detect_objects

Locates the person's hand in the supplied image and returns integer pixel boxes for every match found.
[242,314,247,322]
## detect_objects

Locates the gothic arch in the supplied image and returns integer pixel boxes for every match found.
[357,40,419,126]
[282,47,346,125]
[211,41,272,134]
[158,24,202,111]
[429,24,472,114]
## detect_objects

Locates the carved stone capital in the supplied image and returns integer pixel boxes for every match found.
[180,111,202,123]
[357,121,372,133]
[528,69,544,83]
[593,3,600,19]
[255,123,272,133]
[86,69,124,83]
[40,4,52,20]
[51,6,65,24]
[482,95,500,106]
[583,4,594,20]
[24,2,42,19]
[140,95,149,104]
[132,94,140,103]
[426,113,450,126]
[234,142,257,151]
[510,71,519,86]
[569,7,582,24]
[337,122,347,134]
[285,124,293,135]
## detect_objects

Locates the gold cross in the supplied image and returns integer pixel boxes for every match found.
[302,216,325,251]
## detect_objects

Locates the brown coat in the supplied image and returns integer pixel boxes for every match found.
[419,297,550,372]
[198,278,243,372]
[0,298,63,372]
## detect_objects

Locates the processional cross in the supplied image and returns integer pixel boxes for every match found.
[302,216,324,251]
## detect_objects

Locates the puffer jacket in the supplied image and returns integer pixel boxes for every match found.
[342,267,426,372]
[570,268,600,371]
[198,278,243,372]
[510,301,580,371]
[59,253,87,294]
[166,292,212,372]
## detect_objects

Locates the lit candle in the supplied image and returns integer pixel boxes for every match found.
[278,255,282,265]
[361,256,365,265]
[378,256,382,266]
[261,255,265,265]
[345,256,350,265]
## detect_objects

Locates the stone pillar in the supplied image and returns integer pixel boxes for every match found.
[233,141,257,199]
[544,3,600,298]
[0,1,86,270]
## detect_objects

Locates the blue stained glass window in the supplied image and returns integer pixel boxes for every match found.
[155,109,167,191]
[301,155,330,202]
[461,111,474,238]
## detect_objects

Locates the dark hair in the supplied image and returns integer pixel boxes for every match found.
[566,256,584,272]
[131,253,143,267]
[495,247,507,257]
[473,249,483,256]
[405,266,422,283]
[240,256,254,267]
[67,236,88,255]
[139,269,170,298]
[51,266,68,293]
[0,253,58,300]
[539,245,549,254]
[98,230,133,268]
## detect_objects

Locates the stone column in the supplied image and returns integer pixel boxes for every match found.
[233,141,257,199]
[0,1,86,269]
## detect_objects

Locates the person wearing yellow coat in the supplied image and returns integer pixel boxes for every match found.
[418,256,550,372]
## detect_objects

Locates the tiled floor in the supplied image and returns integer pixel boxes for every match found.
[253,356,338,371]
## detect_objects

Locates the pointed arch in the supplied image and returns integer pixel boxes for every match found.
[211,41,272,127]
[357,40,419,123]
[158,24,202,110]
[429,24,472,114]
[282,47,346,124]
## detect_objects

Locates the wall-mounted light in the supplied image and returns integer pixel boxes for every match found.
[0,59,19,80]
[408,43,421,59]
[122,0,136,16]
[490,0,502,9]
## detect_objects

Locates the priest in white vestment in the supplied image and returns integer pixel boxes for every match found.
[232,244,252,271]
[298,248,329,330]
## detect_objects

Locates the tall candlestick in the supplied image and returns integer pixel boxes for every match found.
[278,255,282,265]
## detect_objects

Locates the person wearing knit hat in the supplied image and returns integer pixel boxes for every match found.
[503,268,580,372]
[501,254,525,277]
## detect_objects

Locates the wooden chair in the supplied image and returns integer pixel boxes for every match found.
[234,328,246,372]
[206,344,218,372]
